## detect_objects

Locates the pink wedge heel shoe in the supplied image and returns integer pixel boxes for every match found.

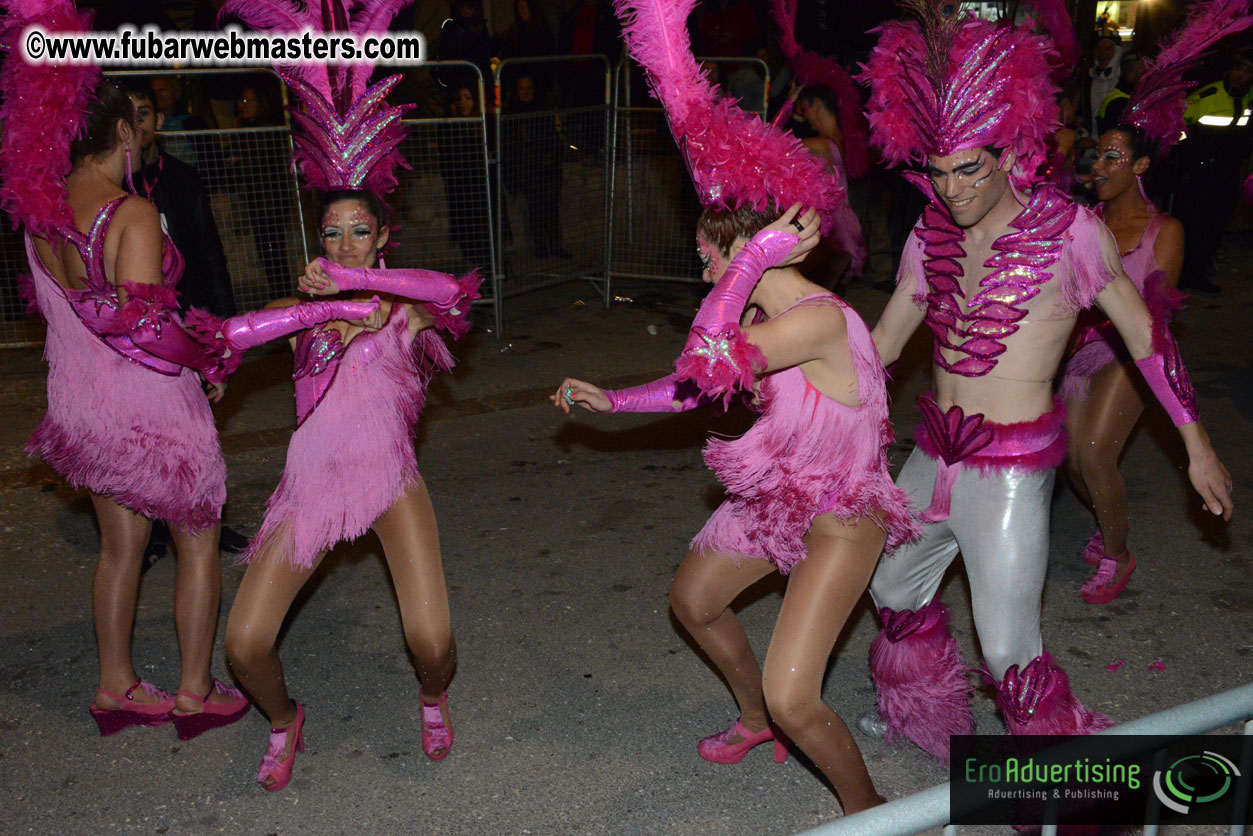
[171,679,251,740]
[257,703,305,792]
[420,692,453,761]
[697,719,788,765]
[88,680,175,736]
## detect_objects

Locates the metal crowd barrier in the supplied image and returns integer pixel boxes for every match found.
[607,56,769,290]
[793,681,1253,836]
[494,55,612,311]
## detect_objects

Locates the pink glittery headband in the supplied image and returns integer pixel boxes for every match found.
[219,0,413,199]
[859,1,1060,187]
[614,0,847,235]
[1122,0,1253,153]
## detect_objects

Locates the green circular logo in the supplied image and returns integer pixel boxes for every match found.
[1152,751,1241,815]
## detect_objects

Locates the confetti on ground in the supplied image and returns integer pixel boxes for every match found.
[1106,659,1125,672]
[1148,659,1166,671]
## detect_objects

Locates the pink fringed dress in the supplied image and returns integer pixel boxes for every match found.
[1059,212,1182,401]
[244,305,453,569]
[24,197,226,533]
[690,294,919,574]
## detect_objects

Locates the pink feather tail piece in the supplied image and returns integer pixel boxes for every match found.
[869,601,974,763]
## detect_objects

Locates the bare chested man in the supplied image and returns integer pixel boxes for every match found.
[857,8,1233,762]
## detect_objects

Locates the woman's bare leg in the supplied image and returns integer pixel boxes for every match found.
[89,494,157,707]
[762,513,886,814]
[372,481,456,700]
[168,521,225,712]
[669,547,776,734]
[224,529,322,729]
[1072,361,1146,559]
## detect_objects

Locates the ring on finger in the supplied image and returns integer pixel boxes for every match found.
[791,219,804,232]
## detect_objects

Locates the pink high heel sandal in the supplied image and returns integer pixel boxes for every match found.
[171,679,251,740]
[257,703,305,792]
[89,680,174,736]
[420,692,453,761]
[697,719,788,765]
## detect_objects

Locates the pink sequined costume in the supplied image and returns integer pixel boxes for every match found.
[1059,212,1182,401]
[687,292,917,573]
[243,307,457,569]
[23,197,226,533]
[855,1,1144,760]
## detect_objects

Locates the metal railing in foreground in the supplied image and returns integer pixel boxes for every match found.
[793,681,1253,836]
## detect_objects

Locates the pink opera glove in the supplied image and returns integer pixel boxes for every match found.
[221,299,378,352]
[605,373,701,413]
[115,281,229,383]
[318,259,482,337]
[674,229,795,407]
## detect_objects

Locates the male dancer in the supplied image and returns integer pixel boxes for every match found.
[858,2,1233,760]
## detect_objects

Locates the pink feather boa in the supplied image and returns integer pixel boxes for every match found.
[614,0,850,236]
[0,0,98,242]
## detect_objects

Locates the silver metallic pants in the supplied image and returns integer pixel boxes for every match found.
[869,447,1052,680]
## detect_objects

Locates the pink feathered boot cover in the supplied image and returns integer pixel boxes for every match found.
[996,651,1113,736]
[869,601,974,763]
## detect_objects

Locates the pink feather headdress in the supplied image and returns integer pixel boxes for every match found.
[219,0,413,198]
[0,0,99,241]
[858,0,1061,188]
[1122,0,1253,152]
[614,0,848,236]
[768,0,871,179]
[1020,0,1080,83]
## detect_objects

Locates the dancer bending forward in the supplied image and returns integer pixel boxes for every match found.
[555,203,917,814]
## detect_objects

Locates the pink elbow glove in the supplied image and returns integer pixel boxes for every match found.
[604,373,701,413]
[319,259,482,337]
[116,282,229,383]
[674,229,795,406]
[1135,322,1200,427]
[187,298,378,379]
[220,299,378,352]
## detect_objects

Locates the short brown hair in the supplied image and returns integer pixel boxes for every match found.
[695,202,778,254]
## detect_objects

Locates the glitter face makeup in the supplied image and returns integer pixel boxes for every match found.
[696,234,727,283]
[320,200,382,268]
[1090,131,1141,202]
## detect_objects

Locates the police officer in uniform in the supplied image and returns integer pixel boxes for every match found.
[1172,49,1253,292]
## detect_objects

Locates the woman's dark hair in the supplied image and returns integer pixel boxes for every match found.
[696,202,779,254]
[70,80,136,164]
[799,84,842,123]
[315,189,389,228]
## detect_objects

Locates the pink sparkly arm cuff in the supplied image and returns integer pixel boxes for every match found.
[116,282,227,383]
[1135,346,1200,427]
[605,374,700,413]
[676,229,793,406]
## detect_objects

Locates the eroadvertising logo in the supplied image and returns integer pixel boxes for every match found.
[951,735,1252,828]
[1152,750,1241,814]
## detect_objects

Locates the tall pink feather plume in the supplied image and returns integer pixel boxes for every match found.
[218,0,332,102]
[859,13,1060,188]
[768,0,872,179]
[614,0,849,236]
[0,0,98,241]
[1124,0,1253,151]
[1019,0,1079,80]
[348,0,414,88]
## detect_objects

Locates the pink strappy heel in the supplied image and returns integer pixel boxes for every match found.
[170,679,251,740]
[420,692,453,761]
[257,703,305,792]
[1080,552,1137,604]
[89,680,175,736]
[697,719,788,765]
